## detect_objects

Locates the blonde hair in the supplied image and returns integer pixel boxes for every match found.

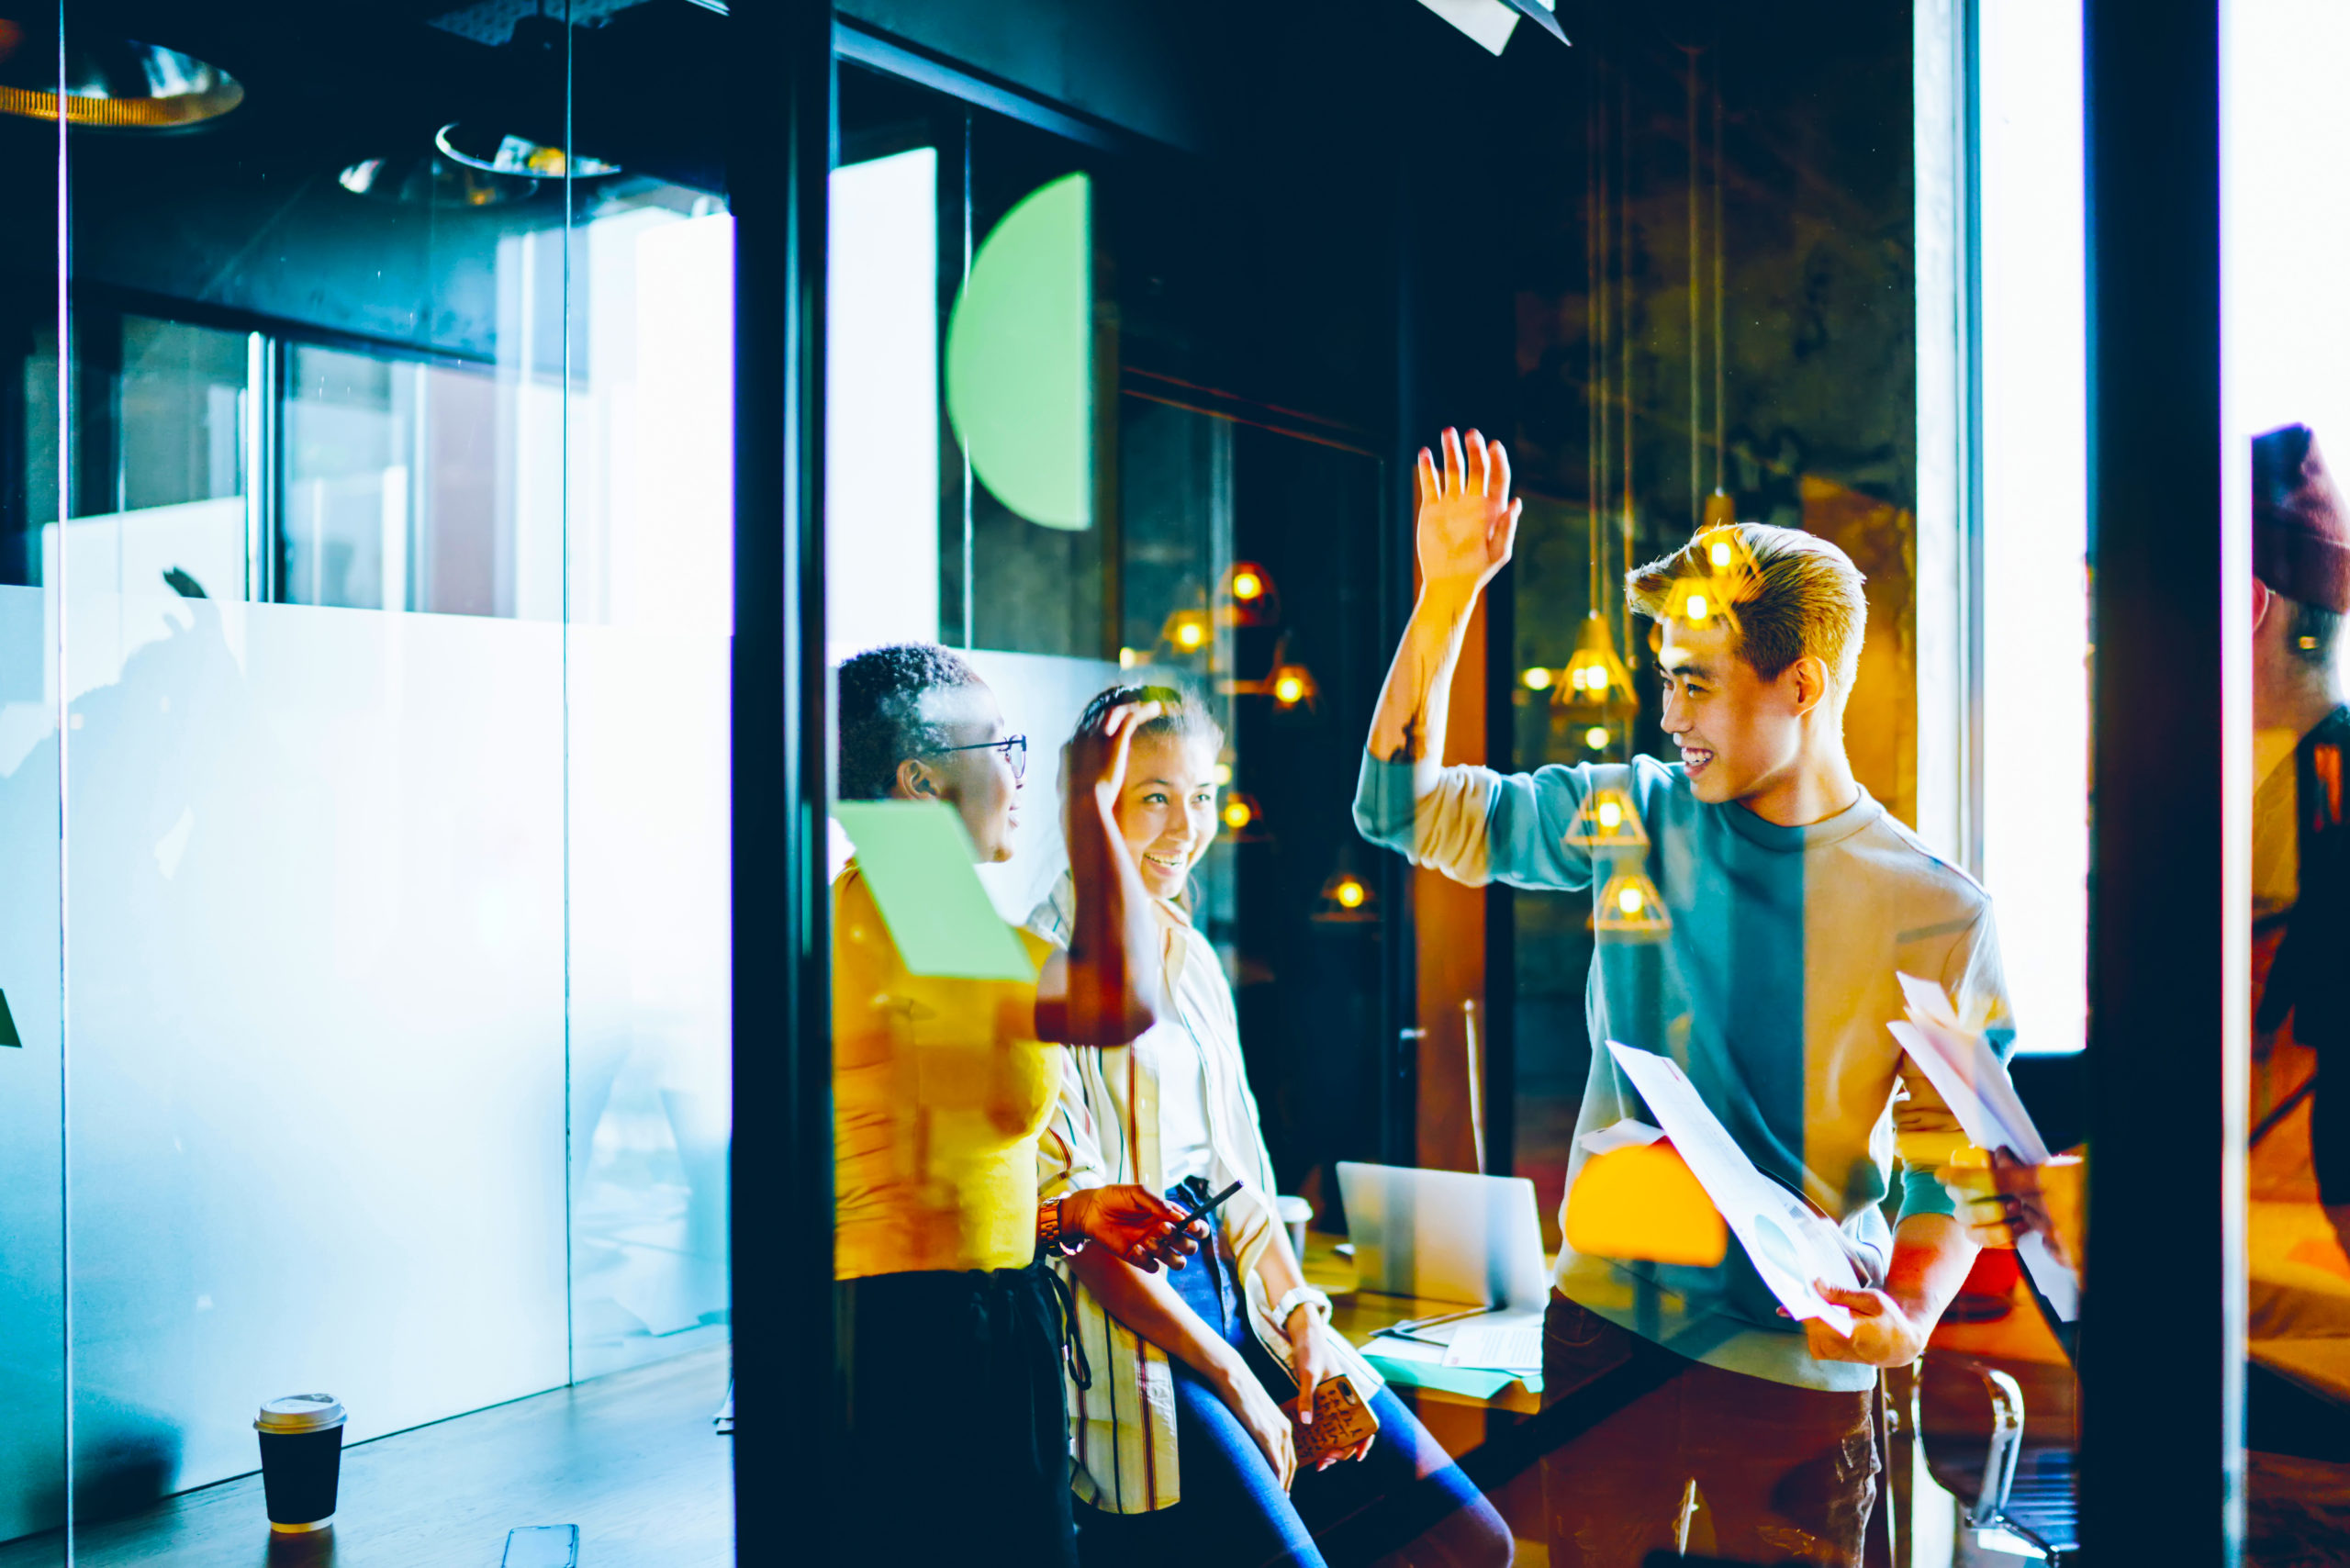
[1625,522,1867,691]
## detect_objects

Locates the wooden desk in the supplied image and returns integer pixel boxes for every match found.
[1299,1231,1544,1417]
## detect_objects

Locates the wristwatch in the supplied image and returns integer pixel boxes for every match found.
[1272,1284,1333,1330]
[1037,1197,1084,1258]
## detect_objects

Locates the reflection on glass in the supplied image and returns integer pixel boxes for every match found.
[6,0,737,1554]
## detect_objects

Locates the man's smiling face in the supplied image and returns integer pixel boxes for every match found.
[1654,616,1811,806]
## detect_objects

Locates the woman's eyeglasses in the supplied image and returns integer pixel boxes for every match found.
[926,734,1028,782]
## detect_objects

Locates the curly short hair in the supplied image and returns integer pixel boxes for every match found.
[1625,521,1868,692]
[1070,681,1226,756]
[836,643,980,801]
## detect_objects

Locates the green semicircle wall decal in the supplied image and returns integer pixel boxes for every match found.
[946,171,1092,532]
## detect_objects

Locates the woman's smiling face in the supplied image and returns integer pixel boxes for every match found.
[1111,731,1220,901]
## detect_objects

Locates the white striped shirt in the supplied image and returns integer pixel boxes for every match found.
[1030,879,1382,1513]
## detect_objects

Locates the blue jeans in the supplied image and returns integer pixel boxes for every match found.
[1076,1218,1514,1568]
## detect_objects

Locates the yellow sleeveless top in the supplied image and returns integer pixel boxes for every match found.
[832,866,1062,1279]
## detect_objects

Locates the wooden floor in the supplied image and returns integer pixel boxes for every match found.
[0,1348,733,1568]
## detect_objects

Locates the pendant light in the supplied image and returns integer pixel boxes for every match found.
[0,22,242,130]
[1595,868,1670,937]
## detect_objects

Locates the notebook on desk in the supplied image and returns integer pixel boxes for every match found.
[1335,1161,1551,1311]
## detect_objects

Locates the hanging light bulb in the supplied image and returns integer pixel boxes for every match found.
[1584,724,1611,751]
[1561,611,1634,710]
[1160,608,1213,655]
[1219,792,1268,843]
[1217,562,1281,627]
[1314,867,1378,924]
[1270,663,1317,709]
[1595,869,1670,936]
[1524,666,1557,692]
[1565,788,1649,848]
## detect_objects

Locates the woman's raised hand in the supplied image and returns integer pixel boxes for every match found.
[1063,698,1163,814]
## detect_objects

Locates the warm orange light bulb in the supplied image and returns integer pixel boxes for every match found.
[1685,594,1709,622]
[1336,879,1366,909]
[1708,541,1732,568]
[1176,620,1205,648]
[1232,570,1262,600]
[1274,675,1304,704]
[1524,666,1554,691]
[1223,800,1252,830]
[1586,726,1610,751]
[1597,799,1623,829]
[1617,885,1644,916]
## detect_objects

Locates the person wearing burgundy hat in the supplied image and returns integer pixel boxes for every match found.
[2248,423,2350,1263]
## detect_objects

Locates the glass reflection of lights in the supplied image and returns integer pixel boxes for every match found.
[1686,593,1710,622]
[1314,866,1378,924]
[1161,608,1212,653]
[1523,666,1555,691]
[436,122,620,178]
[339,154,538,207]
[1119,647,1144,669]
[1561,611,1635,711]
[1209,761,1233,785]
[1708,540,1732,568]
[0,25,244,129]
[1216,561,1281,626]
[1219,792,1268,843]
[1271,668,1310,706]
[1586,725,1611,751]
[1595,869,1671,935]
[1566,788,1648,848]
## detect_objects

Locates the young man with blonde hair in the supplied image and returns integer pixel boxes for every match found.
[1354,430,2013,1567]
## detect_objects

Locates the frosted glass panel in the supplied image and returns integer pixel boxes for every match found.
[62,588,568,1504]
[568,626,732,1375]
[563,192,735,1379]
[0,587,64,1546]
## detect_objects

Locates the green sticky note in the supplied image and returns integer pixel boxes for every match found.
[833,802,1037,982]
[0,987,18,1047]
[1360,1352,1521,1401]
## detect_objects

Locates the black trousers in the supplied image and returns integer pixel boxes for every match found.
[834,1262,1080,1568]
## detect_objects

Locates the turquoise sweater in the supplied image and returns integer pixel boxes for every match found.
[1355,752,2014,1391]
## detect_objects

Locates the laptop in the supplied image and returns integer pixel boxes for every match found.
[1335,1161,1551,1310]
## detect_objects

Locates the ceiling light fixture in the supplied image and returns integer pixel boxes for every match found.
[0,24,243,130]
[339,154,539,208]
[435,121,619,179]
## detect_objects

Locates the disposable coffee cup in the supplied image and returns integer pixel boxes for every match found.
[1277,1194,1314,1258]
[254,1394,346,1533]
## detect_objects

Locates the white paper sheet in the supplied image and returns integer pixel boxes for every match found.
[1889,975,2080,1320]
[1441,1313,1545,1372]
[1604,1042,1861,1336]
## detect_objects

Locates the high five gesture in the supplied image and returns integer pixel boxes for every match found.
[1369,428,1519,776]
[1416,427,1521,597]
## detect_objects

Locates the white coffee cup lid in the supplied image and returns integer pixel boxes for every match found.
[255,1394,346,1433]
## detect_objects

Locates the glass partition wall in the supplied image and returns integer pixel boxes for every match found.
[0,3,736,1560]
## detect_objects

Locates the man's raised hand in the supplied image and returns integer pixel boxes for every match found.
[1416,428,1521,600]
